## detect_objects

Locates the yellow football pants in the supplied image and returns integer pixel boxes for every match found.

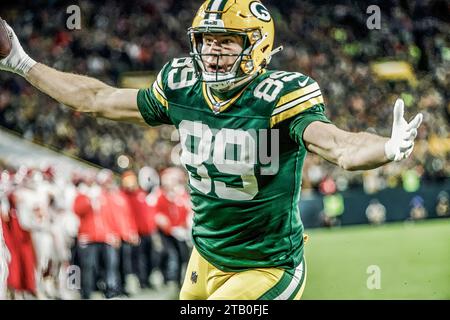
[179,246,307,300]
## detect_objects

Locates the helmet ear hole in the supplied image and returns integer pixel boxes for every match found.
[262,45,269,53]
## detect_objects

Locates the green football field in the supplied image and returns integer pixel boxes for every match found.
[301,218,450,300]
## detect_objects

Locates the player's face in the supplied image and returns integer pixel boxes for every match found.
[201,33,244,73]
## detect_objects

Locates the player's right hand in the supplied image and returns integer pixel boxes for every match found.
[384,98,423,162]
[0,18,36,77]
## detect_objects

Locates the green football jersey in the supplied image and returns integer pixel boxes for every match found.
[137,57,330,272]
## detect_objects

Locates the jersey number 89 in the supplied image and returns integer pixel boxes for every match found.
[178,120,258,201]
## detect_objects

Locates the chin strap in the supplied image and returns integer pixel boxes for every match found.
[211,72,256,92]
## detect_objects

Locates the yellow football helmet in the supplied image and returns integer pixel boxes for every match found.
[188,0,280,90]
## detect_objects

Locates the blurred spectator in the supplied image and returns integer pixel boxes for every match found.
[104,172,140,296]
[138,166,160,193]
[435,191,449,217]
[0,222,9,299]
[73,172,120,299]
[409,195,428,220]
[151,167,191,288]
[3,190,37,299]
[95,169,122,298]
[121,170,158,289]
[365,199,387,225]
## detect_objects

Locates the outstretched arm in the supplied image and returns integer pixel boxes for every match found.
[0,20,144,124]
[303,99,423,171]
[26,64,142,123]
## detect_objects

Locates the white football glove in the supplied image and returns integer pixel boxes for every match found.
[384,98,423,161]
[0,21,36,77]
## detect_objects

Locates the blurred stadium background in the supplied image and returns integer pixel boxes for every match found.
[0,0,449,300]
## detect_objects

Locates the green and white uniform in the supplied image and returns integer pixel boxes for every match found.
[137,57,330,272]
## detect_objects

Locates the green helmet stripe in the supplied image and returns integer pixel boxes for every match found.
[205,0,228,20]
[217,0,228,18]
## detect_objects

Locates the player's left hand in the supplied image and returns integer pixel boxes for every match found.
[384,98,423,161]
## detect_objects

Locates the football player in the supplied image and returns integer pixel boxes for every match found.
[0,0,422,300]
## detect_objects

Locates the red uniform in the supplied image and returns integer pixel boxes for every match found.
[73,192,110,244]
[106,189,138,243]
[3,193,37,294]
[122,188,156,237]
[151,188,190,236]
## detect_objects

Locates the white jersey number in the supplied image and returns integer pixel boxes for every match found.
[178,120,258,201]
[168,58,197,90]
[253,71,302,102]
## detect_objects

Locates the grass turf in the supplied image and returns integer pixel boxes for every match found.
[302,218,450,299]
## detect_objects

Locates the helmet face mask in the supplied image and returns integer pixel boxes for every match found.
[188,0,275,91]
[189,29,253,90]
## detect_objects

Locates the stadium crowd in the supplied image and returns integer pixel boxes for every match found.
[0,0,448,194]
[0,163,192,299]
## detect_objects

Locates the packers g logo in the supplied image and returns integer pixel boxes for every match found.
[249,1,271,22]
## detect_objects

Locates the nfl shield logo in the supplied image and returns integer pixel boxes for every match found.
[191,271,198,284]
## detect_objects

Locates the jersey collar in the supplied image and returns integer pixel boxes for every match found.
[201,70,267,114]
[202,81,250,114]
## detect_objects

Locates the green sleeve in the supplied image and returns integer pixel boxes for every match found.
[136,88,172,126]
[289,104,331,149]
[269,74,331,148]
[136,61,173,126]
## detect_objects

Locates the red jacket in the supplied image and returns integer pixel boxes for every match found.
[73,192,111,244]
[122,188,156,237]
[151,188,191,236]
[106,189,138,243]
